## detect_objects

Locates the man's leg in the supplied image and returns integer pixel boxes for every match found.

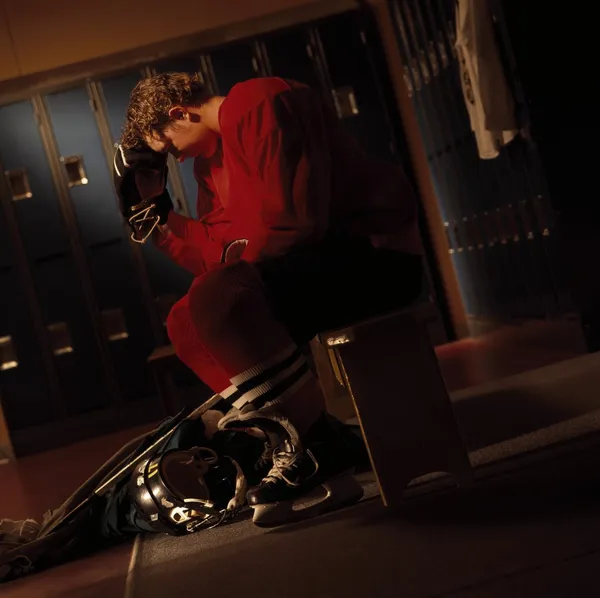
[166,295,232,399]
[184,241,422,525]
[186,262,326,435]
[256,235,424,346]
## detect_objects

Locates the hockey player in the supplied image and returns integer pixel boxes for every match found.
[114,73,424,526]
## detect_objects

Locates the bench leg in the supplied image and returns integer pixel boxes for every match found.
[333,320,473,507]
[309,338,355,422]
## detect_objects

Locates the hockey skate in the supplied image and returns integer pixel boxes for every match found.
[219,405,365,527]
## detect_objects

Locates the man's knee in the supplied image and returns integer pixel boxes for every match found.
[165,296,191,349]
[187,262,264,339]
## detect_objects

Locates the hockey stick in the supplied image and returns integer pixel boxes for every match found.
[44,394,224,534]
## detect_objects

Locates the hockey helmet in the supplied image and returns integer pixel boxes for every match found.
[129,446,247,535]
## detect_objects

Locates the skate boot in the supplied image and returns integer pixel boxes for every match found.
[219,405,364,527]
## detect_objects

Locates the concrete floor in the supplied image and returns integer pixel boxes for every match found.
[1,319,597,598]
[7,432,600,598]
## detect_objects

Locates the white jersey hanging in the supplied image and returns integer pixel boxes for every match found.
[455,0,519,159]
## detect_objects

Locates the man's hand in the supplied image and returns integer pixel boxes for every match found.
[113,144,174,242]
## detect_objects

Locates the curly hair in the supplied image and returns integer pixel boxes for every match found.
[121,72,212,149]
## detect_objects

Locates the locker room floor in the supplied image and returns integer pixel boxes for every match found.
[1,317,594,597]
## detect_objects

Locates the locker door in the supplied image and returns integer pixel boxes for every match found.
[100,70,144,144]
[45,87,155,402]
[0,269,55,430]
[207,41,262,95]
[260,26,323,91]
[0,101,71,261]
[389,0,478,318]
[0,163,54,430]
[99,72,193,322]
[0,99,110,417]
[314,11,398,163]
[0,191,11,271]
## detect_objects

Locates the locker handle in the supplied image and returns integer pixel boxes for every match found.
[0,335,18,371]
[60,156,88,187]
[47,322,74,356]
[5,168,33,201]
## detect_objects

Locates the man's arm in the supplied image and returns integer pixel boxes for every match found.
[152,223,207,277]
[153,208,229,273]
[236,91,332,263]
[113,144,220,275]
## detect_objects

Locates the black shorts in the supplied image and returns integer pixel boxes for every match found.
[255,234,424,344]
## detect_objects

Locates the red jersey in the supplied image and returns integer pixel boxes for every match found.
[156,78,421,275]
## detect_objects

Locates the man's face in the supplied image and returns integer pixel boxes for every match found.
[146,107,218,161]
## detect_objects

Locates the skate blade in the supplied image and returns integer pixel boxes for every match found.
[251,473,364,528]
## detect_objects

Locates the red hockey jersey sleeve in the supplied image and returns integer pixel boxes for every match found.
[230,89,331,262]
[153,210,220,276]
[152,223,205,277]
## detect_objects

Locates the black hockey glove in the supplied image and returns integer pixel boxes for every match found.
[113,144,173,243]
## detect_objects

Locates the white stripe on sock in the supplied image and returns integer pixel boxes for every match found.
[230,344,298,387]
[231,355,309,410]
[220,385,238,399]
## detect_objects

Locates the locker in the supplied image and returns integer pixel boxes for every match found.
[45,88,125,247]
[389,0,479,315]
[424,0,504,316]
[208,41,262,95]
[45,86,156,402]
[176,154,201,220]
[0,192,12,270]
[0,97,112,416]
[99,71,145,144]
[260,26,323,91]
[86,240,155,401]
[0,269,55,429]
[31,255,110,415]
[149,56,206,220]
[391,0,560,322]
[314,11,397,163]
[99,72,193,307]
[0,101,71,261]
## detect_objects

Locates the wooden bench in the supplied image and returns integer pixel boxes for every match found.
[148,302,474,507]
[313,302,474,506]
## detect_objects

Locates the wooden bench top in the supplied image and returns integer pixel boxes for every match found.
[319,302,439,346]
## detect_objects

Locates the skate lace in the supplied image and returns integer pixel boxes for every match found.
[265,447,318,487]
[256,443,274,470]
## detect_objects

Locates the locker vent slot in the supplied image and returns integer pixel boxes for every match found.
[61,155,88,187]
[101,308,129,341]
[0,336,18,370]
[47,322,74,356]
[5,169,33,201]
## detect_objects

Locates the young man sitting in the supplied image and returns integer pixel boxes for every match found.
[113,72,423,526]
